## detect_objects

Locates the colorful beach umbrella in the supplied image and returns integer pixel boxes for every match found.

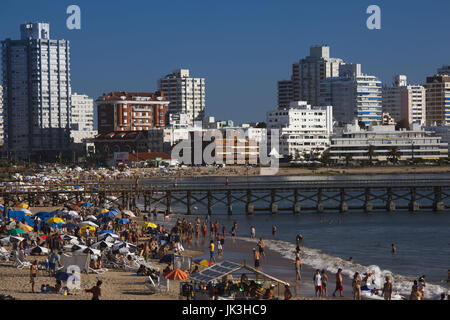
[98,211,117,219]
[117,218,130,224]
[18,203,29,209]
[122,210,136,218]
[18,223,33,232]
[80,225,95,232]
[164,268,188,280]
[80,202,92,207]
[143,222,157,229]
[80,221,99,228]
[99,209,109,214]
[8,228,27,235]
[46,217,65,224]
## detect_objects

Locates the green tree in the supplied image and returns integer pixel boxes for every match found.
[388,146,401,164]
[344,154,353,167]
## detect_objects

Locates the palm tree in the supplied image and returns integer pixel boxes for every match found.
[344,154,353,167]
[388,146,401,164]
[368,145,376,165]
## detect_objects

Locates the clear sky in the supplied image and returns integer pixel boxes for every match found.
[1,0,449,124]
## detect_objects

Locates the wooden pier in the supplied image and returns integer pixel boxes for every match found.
[1,178,449,215]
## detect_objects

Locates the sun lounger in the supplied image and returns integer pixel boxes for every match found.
[89,267,108,274]
[13,251,31,270]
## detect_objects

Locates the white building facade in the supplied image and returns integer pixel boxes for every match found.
[382,75,426,125]
[1,22,71,159]
[70,93,97,143]
[320,64,382,125]
[267,101,333,158]
[158,69,206,126]
[330,121,448,161]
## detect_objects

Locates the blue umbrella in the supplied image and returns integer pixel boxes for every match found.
[98,230,114,235]
[54,272,70,281]
[109,207,120,212]
[117,218,130,224]
[98,211,117,219]
[80,202,92,207]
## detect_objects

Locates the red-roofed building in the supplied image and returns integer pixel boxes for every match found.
[96,91,169,134]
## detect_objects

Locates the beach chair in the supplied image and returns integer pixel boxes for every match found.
[13,250,31,270]
[0,248,10,262]
[89,266,108,274]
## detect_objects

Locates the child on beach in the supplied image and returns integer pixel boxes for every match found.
[382,276,393,300]
[313,269,322,297]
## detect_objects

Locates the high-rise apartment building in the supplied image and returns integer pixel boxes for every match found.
[1,22,71,159]
[0,86,3,147]
[437,65,450,76]
[267,101,333,157]
[96,91,169,134]
[277,46,345,108]
[158,69,205,126]
[70,93,97,143]
[319,64,382,125]
[423,74,450,126]
[382,75,426,125]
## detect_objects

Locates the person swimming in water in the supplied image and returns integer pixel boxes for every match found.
[391,244,396,254]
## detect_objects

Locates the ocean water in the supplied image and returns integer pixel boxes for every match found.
[145,173,450,299]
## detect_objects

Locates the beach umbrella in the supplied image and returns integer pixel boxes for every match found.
[76,247,101,256]
[18,208,32,215]
[80,225,96,232]
[99,209,109,214]
[164,268,188,280]
[98,230,114,235]
[34,211,54,219]
[91,240,113,249]
[80,221,99,228]
[122,210,136,218]
[194,259,213,267]
[17,223,33,232]
[62,234,78,242]
[68,211,79,217]
[18,203,29,209]
[0,236,25,243]
[86,215,97,221]
[80,202,92,207]
[46,217,65,224]
[143,222,157,229]
[63,244,87,252]
[8,228,27,236]
[26,246,50,255]
[117,218,130,224]
[98,211,117,219]
[0,205,4,211]
[99,233,119,242]
[108,207,120,212]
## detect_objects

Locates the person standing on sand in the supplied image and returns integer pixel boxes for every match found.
[257,238,266,261]
[382,276,393,300]
[321,270,328,297]
[333,268,344,297]
[85,280,102,300]
[250,226,256,239]
[253,248,261,270]
[230,222,237,243]
[209,240,216,263]
[313,269,322,297]
[30,260,38,293]
[295,256,302,280]
[284,284,293,300]
[352,272,362,300]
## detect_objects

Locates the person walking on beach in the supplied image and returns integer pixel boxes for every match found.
[333,268,344,297]
[295,256,302,280]
[250,226,256,239]
[253,248,261,270]
[352,272,362,300]
[217,238,223,258]
[313,269,322,297]
[321,270,328,297]
[257,238,266,260]
[85,280,102,300]
[209,240,216,263]
[382,276,393,300]
[30,260,38,293]
[284,284,293,300]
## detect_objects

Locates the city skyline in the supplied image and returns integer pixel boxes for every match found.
[0,0,449,124]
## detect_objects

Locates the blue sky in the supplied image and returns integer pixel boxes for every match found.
[1,0,449,124]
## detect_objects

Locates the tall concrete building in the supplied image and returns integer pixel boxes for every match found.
[1,22,71,159]
[437,65,450,76]
[70,93,96,143]
[0,86,3,147]
[157,69,206,126]
[96,91,169,134]
[319,64,382,125]
[382,75,426,125]
[424,74,450,126]
[277,46,345,108]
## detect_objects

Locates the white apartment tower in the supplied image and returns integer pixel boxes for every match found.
[1,22,71,159]
[382,75,426,125]
[319,64,383,125]
[277,46,345,108]
[0,86,3,147]
[267,101,333,158]
[158,69,206,126]
[70,93,97,143]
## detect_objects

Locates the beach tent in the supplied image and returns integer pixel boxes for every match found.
[164,268,188,280]
[60,252,90,274]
